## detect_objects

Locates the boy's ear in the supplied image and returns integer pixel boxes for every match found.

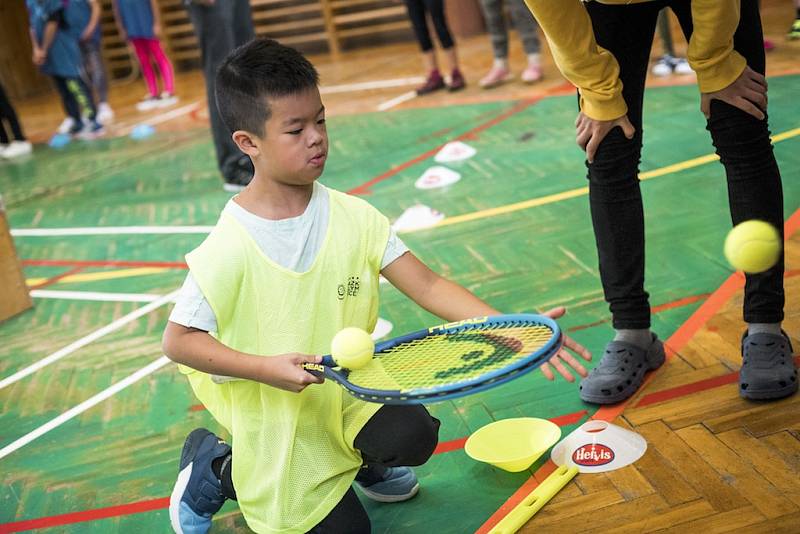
[232,130,260,157]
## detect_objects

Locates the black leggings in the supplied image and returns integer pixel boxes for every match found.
[404,0,454,52]
[0,81,26,144]
[221,405,440,533]
[52,75,96,124]
[584,0,784,329]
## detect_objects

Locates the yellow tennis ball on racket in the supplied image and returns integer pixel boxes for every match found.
[331,327,374,369]
[724,220,781,273]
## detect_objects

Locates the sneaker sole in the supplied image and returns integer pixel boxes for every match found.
[169,463,193,534]
[740,381,798,400]
[357,481,419,503]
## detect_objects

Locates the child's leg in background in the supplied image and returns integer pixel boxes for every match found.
[79,39,110,105]
[145,38,175,95]
[479,0,510,63]
[508,0,543,81]
[422,0,454,51]
[656,9,675,56]
[51,76,84,130]
[0,82,27,143]
[130,38,159,97]
[67,77,97,121]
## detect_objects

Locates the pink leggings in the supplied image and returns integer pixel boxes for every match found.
[130,38,175,97]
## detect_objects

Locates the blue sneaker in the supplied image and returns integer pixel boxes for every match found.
[169,428,231,534]
[355,466,419,503]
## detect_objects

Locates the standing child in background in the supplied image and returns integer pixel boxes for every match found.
[478,0,544,88]
[789,0,800,39]
[0,81,33,159]
[66,0,115,124]
[403,0,466,94]
[112,0,178,111]
[650,8,692,77]
[27,0,103,138]
[163,38,590,534]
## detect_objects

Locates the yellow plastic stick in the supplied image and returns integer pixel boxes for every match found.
[488,465,579,534]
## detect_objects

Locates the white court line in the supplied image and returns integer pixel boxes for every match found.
[377,90,417,112]
[320,77,424,95]
[115,101,202,136]
[11,226,213,237]
[0,290,179,390]
[0,356,171,461]
[30,289,162,303]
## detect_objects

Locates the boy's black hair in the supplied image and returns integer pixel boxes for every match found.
[215,38,319,137]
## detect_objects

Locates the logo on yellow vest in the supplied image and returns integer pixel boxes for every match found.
[337,276,361,300]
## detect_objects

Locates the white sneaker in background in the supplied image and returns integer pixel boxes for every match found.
[57,117,75,134]
[157,92,179,108]
[672,58,693,75]
[136,96,160,112]
[1,140,33,158]
[651,55,673,77]
[97,102,115,123]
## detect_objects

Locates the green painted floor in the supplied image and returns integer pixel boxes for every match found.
[1,75,798,533]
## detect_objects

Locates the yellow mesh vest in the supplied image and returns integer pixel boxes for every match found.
[183,188,389,533]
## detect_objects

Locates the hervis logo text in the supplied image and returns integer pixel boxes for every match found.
[571,444,615,466]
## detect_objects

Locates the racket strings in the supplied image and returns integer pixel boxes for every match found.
[347,322,556,392]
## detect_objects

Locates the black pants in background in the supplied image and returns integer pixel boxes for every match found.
[0,81,26,144]
[51,75,97,124]
[404,0,454,52]
[186,0,255,185]
[584,0,784,329]
[221,405,440,534]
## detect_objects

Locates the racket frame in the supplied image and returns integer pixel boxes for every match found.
[310,314,562,404]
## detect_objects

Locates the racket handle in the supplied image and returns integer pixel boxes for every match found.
[302,355,335,376]
[488,465,578,534]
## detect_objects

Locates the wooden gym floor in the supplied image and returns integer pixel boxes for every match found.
[1,2,799,532]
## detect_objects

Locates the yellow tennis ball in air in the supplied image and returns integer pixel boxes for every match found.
[724,220,781,273]
[331,327,374,369]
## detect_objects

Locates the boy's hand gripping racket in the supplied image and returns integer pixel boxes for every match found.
[303,314,562,404]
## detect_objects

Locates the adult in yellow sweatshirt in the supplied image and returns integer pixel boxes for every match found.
[523,0,794,403]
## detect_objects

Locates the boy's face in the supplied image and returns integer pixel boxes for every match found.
[254,87,328,185]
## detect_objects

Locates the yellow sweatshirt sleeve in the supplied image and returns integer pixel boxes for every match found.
[688,0,747,93]
[523,0,627,121]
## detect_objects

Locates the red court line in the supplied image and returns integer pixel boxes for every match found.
[347,83,572,195]
[0,497,169,534]
[23,259,188,269]
[635,354,800,409]
[475,208,800,533]
[0,409,588,532]
[29,266,86,290]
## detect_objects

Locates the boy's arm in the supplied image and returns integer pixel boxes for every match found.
[381,252,499,321]
[381,253,591,382]
[162,321,323,392]
[82,0,101,41]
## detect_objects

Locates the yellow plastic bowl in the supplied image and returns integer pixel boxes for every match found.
[465,418,561,472]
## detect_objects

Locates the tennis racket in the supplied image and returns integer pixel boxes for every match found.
[302,314,562,404]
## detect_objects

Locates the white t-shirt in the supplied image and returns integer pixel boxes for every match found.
[169,182,407,332]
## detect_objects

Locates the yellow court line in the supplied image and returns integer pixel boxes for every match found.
[400,126,799,234]
[26,267,169,287]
